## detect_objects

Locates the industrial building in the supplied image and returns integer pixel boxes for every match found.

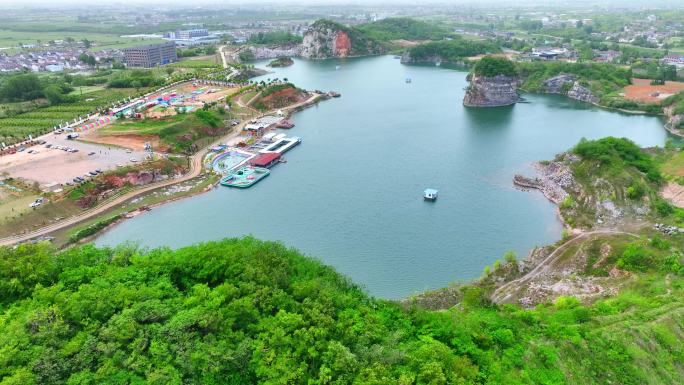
[122,42,177,68]
[164,29,209,39]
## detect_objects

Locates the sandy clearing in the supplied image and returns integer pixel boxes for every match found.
[623,78,684,103]
[661,182,684,208]
[79,130,164,152]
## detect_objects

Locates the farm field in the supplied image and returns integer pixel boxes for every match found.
[0,29,165,51]
[622,78,684,103]
[0,88,140,145]
[168,57,220,69]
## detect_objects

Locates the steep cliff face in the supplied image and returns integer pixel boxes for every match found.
[567,82,599,104]
[301,20,384,59]
[541,74,599,104]
[463,74,520,107]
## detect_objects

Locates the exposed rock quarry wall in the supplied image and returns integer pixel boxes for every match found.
[248,45,302,60]
[463,74,520,107]
[301,22,383,59]
[541,73,599,105]
[567,82,599,104]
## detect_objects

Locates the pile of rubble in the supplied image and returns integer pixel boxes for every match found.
[653,223,684,235]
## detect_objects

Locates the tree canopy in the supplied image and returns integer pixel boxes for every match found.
[407,38,500,63]
[473,56,517,77]
[0,237,681,384]
[358,17,449,41]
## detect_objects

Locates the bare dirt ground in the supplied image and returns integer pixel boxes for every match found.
[0,134,148,185]
[79,130,164,152]
[390,39,424,47]
[661,182,684,208]
[622,78,684,103]
[466,52,517,61]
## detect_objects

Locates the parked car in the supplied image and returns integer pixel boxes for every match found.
[88,151,96,156]
[29,198,44,208]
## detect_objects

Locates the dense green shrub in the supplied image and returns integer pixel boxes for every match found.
[473,56,517,77]
[573,137,662,183]
[617,244,653,271]
[248,31,302,45]
[68,214,122,243]
[0,238,681,384]
[406,38,500,62]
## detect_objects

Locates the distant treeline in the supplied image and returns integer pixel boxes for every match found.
[406,38,501,62]
[247,31,302,45]
[357,17,450,41]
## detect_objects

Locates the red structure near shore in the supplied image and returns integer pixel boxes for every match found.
[249,152,281,168]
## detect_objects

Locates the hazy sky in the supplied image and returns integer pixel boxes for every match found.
[3,0,683,7]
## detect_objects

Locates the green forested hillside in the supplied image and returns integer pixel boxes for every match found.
[405,38,501,63]
[0,237,682,385]
[357,18,449,41]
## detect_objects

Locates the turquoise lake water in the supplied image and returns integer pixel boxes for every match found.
[96,56,669,299]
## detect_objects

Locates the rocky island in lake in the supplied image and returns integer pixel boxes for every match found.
[463,56,521,107]
[267,57,294,67]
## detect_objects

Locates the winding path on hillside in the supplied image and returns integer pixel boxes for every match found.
[490,229,639,304]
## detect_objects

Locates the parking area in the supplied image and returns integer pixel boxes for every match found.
[0,132,149,186]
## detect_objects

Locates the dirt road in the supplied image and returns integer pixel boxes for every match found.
[490,229,638,304]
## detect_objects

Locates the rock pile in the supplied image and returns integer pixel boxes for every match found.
[653,223,684,235]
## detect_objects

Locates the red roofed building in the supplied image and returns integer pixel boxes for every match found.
[249,152,281,168]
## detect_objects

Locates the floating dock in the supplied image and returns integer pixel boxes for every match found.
[259,137,301,154]
[220,166,270,188]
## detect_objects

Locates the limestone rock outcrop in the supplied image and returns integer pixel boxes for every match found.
[301,20,383,59]
[463,74,521,107]
[567,82,599,104]
[541,73,599,104]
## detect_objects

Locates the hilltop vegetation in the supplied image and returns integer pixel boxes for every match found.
[544,137,666,229]
[251,82,308,111]
[247,31,303,45]
[473,56,517,77]
[404,38,501,63]
[0,235,681,385]
[357,17,449,42]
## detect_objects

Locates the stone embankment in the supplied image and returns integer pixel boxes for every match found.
[463,74,521,107]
